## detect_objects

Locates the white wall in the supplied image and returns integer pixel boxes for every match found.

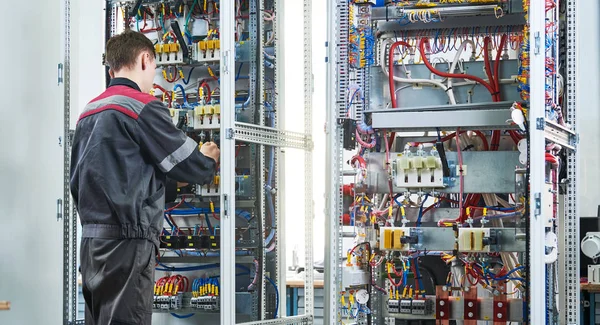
[576,0,600,218]
[283,0,327,267]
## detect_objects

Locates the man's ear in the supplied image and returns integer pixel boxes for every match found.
[108,68,115,78]
[141,53,148,71]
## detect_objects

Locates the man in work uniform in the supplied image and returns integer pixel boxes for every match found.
[70,30,220,325]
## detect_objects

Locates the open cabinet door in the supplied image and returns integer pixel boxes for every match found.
[0,0,66,324]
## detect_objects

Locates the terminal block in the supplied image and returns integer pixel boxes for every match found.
[170,294,183,310]
[387,299,433,315]
[198,175,220,196]
[156,42,185,65]
[193,40,221,63]
[379,227,416,251]
[159,235,220,249]
[394,154,445,188]
[195,296,219,310]
[193,104,221,130]
[458,228,491,252]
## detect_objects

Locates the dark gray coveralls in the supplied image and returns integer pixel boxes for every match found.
[70,78,216,325]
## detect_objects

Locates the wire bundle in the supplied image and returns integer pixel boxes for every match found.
[155,275,190,297]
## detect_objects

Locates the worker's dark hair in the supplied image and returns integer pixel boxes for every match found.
[105,30,155,72]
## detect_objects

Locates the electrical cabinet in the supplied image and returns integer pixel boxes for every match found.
[59,0,315,324]
[325,0,579,324]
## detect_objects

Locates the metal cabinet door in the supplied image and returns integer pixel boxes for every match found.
[0,1,65,324]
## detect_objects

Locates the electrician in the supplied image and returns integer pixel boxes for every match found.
[70,30,219,325]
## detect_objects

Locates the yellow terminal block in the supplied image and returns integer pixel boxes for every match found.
[195,105,206,117]
[155,44,163,54]
[458,228,491,252]
[170,43,179,53]
[383,229,393,249]
[207,40,215,50]
[393,229,404,249]
[169,108,176,117]
[214,175,220,185]
[213,104,221,115]
[199,41,207,51]
[215,40,221,49]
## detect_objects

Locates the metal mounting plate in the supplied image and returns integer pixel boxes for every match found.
[370,102,519,131]
[544,118,576,150]
[234,122,313,150]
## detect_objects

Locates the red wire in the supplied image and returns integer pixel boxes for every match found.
[388,271,403,287]
[419,38,495,95]
[199,80,212,102]
[387,41,412,150]
[493,34,508,100]
[153,84,172,101]
[483,37,497,100]
[473,131,490,151]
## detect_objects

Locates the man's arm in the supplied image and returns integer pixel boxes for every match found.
[136,101,218,185]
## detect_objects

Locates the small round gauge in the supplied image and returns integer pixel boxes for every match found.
[355,289,369,304]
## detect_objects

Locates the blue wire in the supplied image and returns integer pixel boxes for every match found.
[413,258,425,298]
[171,313,194,319]
[265,276,279,318]
[416,194,430,227]
[236,63,244,81]
[347,88,361,112]
[181,67,195,85]
[173,84,189,107]
[204,213,215,236]
[487,266,525,281]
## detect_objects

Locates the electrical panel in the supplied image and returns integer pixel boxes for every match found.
[92,0,307,323]
[326,0,578,324]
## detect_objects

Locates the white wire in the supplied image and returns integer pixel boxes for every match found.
[380,39,457,105]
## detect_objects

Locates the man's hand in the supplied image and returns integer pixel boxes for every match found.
[200,142,220,163]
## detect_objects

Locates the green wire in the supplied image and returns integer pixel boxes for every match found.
[185,0,199,34]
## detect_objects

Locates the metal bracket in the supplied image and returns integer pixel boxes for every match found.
[233,122,313,150]
[534,31,541,55]
[223,194,229,217]
[57,63,64,85]
[570,133,580,147]
[223,50,230,73]
[68,130,75,144]
[534,192,541,217]
[56,199,63,221]
[225,128,235,139]
[536,117,545,130]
